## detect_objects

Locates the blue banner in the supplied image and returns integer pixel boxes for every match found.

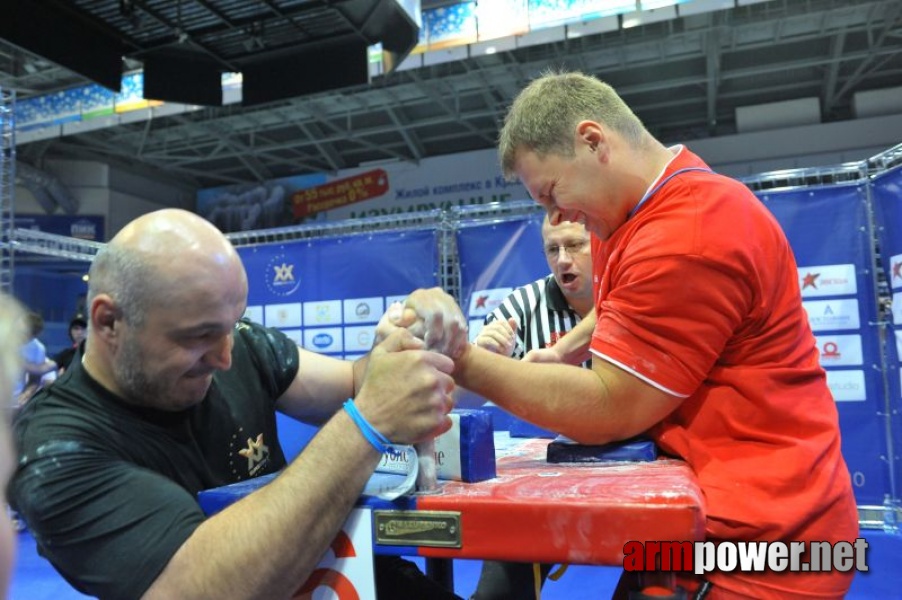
[14,214,105,241]
[455,214,552,429]
[237,229,440,460]
[456,215,546,336]
[758,184,888,504]
[872,165,902,504]
[237,229,440,359]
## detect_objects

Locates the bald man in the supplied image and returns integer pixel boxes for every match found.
[9,209,465,600]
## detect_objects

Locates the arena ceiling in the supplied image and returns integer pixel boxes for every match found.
[0,0,900,190]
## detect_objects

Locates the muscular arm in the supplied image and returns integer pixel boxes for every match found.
[523,311,595,365]
[274,348,360,424]
[144,409,380,600]
[145,331,455,600]
[274,302,403,423]
[454,343,680,445]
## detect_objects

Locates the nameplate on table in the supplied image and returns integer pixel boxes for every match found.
[373,510,462,548]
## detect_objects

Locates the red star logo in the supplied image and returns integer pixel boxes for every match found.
[802,272,820,289]
[475,295,489,309]
[893,262,901,281]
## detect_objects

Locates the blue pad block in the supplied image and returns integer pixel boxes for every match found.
[546,435,658,463]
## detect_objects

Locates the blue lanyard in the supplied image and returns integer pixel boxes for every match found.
[627,166,712,219]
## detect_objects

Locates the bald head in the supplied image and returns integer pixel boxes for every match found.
[113,209,236,259]
[89,209,246,327]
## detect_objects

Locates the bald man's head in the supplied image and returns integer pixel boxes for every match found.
[88,209,245,328]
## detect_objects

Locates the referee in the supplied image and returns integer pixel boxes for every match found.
[469,217,594,600]
[474,216,594,368]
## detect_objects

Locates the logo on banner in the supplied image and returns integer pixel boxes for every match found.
[468,287,513,318]
[71,219,99,240]
[894,261,902,285]
[826,370,867,402]
[815,334,863,366]
[313,333,334,348]
[265,254,301,297]
[291,168,390,219]
[304,300,342,325]
[797,264,856,298]
[803,299,861,331]
[355,303,371,318]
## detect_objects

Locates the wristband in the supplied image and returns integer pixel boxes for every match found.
[343,399,398,456]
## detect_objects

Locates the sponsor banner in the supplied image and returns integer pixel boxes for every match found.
[264,302,302,328]
[291,169,390,219]
[304,300,343,327]
[198,148,530,227]
[803,299,861,332]
[237,230,440,365]
[344,325,377,354]
[325,149,529,221]
[264,253,302,298]
[797,264,857,298]
[814,334,864,367]
[197,172,327,232]
[304,327,343,353]
[467,287,513,318]
[244,305,264,324]
[14,214,105,241]
[343,297,384,325]
[896,331,902,360]
[826,370,867,402]
[456,216,547,323]
[893,292,902,326]
[890,253,902,291]
[282,329,303,347]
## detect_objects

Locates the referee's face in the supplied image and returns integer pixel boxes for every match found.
[542,220,593,303]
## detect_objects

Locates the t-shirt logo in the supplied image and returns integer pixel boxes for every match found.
[238,433,270,476]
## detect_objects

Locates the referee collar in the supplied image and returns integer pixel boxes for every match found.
[544,275,574,313]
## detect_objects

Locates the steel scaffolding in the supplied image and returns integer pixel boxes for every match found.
[0,87,14,294]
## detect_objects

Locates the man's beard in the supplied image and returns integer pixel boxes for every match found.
[113,332,211,410]
[114,332,165,407]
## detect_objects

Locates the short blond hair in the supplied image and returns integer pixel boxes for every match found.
[498,70,648,177]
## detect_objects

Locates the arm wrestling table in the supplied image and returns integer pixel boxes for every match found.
[198,433,705,589]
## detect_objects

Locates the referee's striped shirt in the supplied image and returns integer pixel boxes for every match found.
[484,274,590,368]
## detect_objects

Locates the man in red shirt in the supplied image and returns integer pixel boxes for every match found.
[406,71,858,599]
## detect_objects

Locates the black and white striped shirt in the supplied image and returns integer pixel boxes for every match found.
[484,275,590,368]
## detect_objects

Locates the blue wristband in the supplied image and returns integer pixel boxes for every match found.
[343,399,397,456]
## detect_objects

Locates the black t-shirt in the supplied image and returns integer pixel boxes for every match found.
[10,320,300,600]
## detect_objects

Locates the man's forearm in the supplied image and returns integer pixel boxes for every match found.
[554,312,595,365]
[144,409,380,600]
[454,345,612,442]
